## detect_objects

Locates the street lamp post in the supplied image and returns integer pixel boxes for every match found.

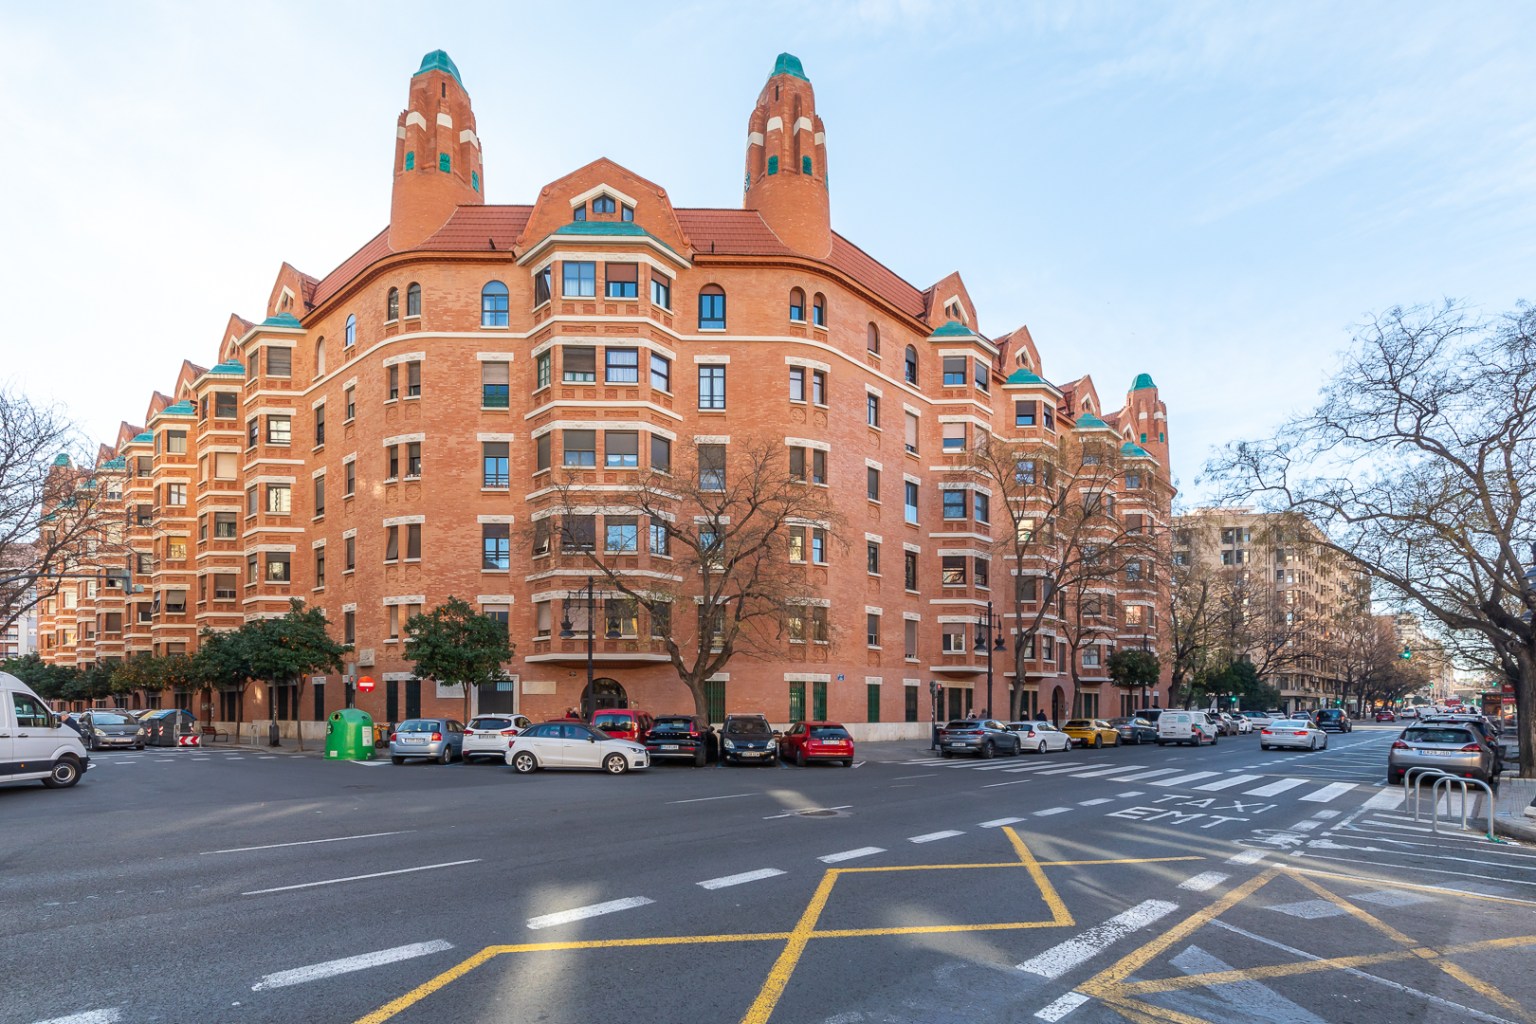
[559,577,621,720]
[974,600,1006,719]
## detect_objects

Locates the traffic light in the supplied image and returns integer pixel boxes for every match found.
[1400,645,1412,660]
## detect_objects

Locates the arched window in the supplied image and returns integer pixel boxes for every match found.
[867,322,880,354]
[344,314,356,348]
[904,345,918,385]
[386,287,399,321]
[812,293,826,328]
[481,281,509,328]
[406,283,421,318]
[314,337,326,377]
[698,285,726,330]
[789,288,805,322]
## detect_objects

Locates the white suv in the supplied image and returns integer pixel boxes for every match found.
[1157,710,1218,747]
[461,714,532,763]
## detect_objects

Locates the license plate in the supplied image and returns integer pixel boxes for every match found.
[660,744,679,751]
[947,742,967,747]
[1418,749,1456,756]
[401,737,425,744]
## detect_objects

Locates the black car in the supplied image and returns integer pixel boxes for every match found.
[644,714,716,766]
[719,714,778,766]
[1314,709,1352,734]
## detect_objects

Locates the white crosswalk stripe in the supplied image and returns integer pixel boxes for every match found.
[1194,774,1263,792]
[1298,782,1358,803]
[1243,778,1308,797]
[1069,765,1148,778]
[1150,771,1220,788]
[1106,767,1181,781]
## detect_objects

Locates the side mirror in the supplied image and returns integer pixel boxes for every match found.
[588,736,597,743]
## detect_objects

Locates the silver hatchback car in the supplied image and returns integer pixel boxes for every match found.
[1387,724,1495,785]
[389,718,465,764]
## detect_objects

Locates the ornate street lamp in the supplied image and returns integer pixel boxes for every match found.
[559,576,620,719]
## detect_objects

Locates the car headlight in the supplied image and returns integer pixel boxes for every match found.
[723,739,735,750]
[94,728,106,736]
[136,728,145,736]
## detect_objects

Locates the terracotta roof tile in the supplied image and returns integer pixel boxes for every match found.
[826,233,927,319]
[418,205,534,252]
[674,209,793,257]
[311,227,392,308]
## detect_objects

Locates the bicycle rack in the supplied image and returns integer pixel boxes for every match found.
[1407,766,1455,821]
[1430,775,1496,839]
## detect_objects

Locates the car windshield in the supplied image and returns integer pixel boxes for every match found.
[810,727,850,740]
[91,713,132,725]
[654,717,695,730]
[470,718,512,730]
[1404,727,1474,745]
[1064,720,1092,729]
[725,718,771,736]
[397,720,439,732]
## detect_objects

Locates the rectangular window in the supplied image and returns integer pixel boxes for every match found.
[789,366,806,403]
[562,347,596,383]
[867,541,880,575]
[650,434,671,472]
[267,415,291,445]
[904,550,918,591]
[941,555,967,586]
[314,548,326,588]
[344,461,355,497]
[215,392,237,419]
[214,511,237,538]
[904,412,919,455]
[974,556,989,588]
[406,360,421,398]
[562,514,596,552]
[313,474,326,517]
[867,612,881,648]
[344,386,356,421]
[788,527,806,563]
[247,418,259,449]
[605,430,639,468]
[866,393,880,427]
[533,602,552,638]
[314,403,326,446]
[1126,472,1143,490]
[649,517,670,556]
[1043,405,1055,431]
[650,353,671,391]
[942,625,967,654]
[563,429,597,467]
[535,352,551,390]
[789,681,805,721]
[406,442,422,478]
[344,535,355,571]
[698,444,726,491]
[605,516,639,553]
[605,348,640,383]
[246,486,258,516]
[650,272,672,309]
[811,370,827,406]
[604,262,638,299]
[166,430,187,454]
[975,359,989,392]
[1015,400,1036,427]
[267,347,292,377]
[265,552,290,583]
[166,537,187,561]
[406,523,421,560]
[166,482,186,506]
[942,489,966,520]
[942,422,966,452]
[605,597,639,637]
[699,291,726,330]
[385,525,399,562]
[266,483,290,514]
[699,365,726,410]
[534,266,552,305]
[213,452,238,481]
[536,434,551,471]
[942,355,967,386]
[214,572,238,600]
[482,524,510,570]
[388,364,400,400]
[973,492,989,523]
[904,481,919,524]
[387,445,399,480]
[483,442,509,487]
[905,619,919,659]
[867,465,880,501]
[481,361,510,408]
[562,261,597,297]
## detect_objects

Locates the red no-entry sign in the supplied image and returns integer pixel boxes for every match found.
[357,676,376,693]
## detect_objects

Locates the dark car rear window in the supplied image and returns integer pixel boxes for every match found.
[725,718,771,736]
[945,720,982,729]
[397,720,439,732]
[653,717,695,730]
[1403,727,1474,745]
[1317,710,1343,720]
[470,718,512,730]
[811,727,851,740]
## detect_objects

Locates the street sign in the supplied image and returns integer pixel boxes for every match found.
[357,675,376,693]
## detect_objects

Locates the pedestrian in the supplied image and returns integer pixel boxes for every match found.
[1034,708,1047,722]
[965,706,974,719]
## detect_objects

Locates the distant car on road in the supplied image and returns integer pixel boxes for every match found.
[1374,710,1398,722]
[461,714,532,763]
[1108,717,1159,745]
[389,718,465,764]
[1158,711,1218,747]
[506,721,649,774]
[1314,709,1353,733]
[1260,718,1328,751]
[938,719,1022,759]
[1006,721,1072,754]
[1241,711,1274,729]
[1062,719,1119,748]
[644,714,716,766]
[78,710,145,751]
[1387,723,1495,785]
[779,722,855,767]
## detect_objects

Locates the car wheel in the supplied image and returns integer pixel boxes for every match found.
[1211,734,1218,745]
[941,750,953,758]
[41,756,82,789]
[796,748,806,768]
[1037,741,1047,754]
[1091,735,1101,749]
[603,753,629,775]
[694,747,707,767]
[391,755,405,765]
[512,751,538,773]
[981,741,995,759]
[1321,735,1328,749]
[135,743,145,751]
[1156,739,1165,746]
[843,759,853,768]
[1387,770,1403,785]
[1261,744,1270,751]
[438,746,452,765]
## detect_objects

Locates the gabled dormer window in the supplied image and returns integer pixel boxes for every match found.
[592,195,616,215]
[621,204,634,222]
[573,204,587,222]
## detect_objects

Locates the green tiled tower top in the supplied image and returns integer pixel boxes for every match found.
[1075,412,1111,430]
[1122,442,1152,458]
[210,361,245,376]
[772,53,808,81]
[415,50,463,86]
[929,320,974,338]
[1132,372,1156,391]
[1006,368,1045,385]
[260,312,302,329]
[161,400,195,417]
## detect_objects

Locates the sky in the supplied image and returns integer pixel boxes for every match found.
[2,0,1533,500]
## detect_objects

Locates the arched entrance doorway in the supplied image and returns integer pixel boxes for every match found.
[581,677,627,716]
[1050,685,1065,726]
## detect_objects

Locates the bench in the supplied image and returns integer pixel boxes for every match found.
[201,725,230,744]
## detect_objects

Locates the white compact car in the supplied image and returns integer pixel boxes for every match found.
[462,713,532,763]
[0,672,91,789]
[1006,721,1073,754]
[506,721,650,774]
[1157,710,1218,747]
[1260,719,1329,751]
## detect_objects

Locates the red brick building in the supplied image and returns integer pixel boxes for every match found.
[36,50,1173,738]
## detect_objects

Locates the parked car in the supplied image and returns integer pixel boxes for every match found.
[1227,713,1253,734]
[644,714,716,766]
[1241,711,1275,729]
[779,722,855,767]
[1132,708,1166,726]
[1374,710,1398,722]
[1421,715,1505,773]
[461,714,532,763]
[938,719,1022,758]
[1314,709,1353,734]
[0,672,90,789]
[1260,718,1328,751]
[719,714,778,766]
[78,710,146,751]
[389,718,465,764]
[1108,717,1159,745]
[1007,721,1073,753]
[506,721,649,774]
[1157,711,1218,747]
[1387,723,1496,785]
[1062,719,1120,748]
[590,708,655,745]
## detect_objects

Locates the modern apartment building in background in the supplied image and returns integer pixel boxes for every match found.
[34,51,1174,735]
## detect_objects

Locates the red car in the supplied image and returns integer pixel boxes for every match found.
[1374,710,1397,722]
[779,721,855,767]
[590,708,654,744]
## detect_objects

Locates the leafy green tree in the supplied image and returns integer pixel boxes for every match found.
[1108,648,1162,711]
[193,627,256,738]
[242,600,348,750]
[405,597,513,724]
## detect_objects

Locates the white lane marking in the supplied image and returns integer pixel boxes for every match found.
[1178,871,1229,892]
[908,830,964,843]
[258,755,278,760]
[202,830,414,855]
[668,793,754,804]
[1244,777,1307,797]
[1362,789,1406,811]
[1070,765,1147,778]
[1078,798,1112,806]
[698,868,786,890]
[1194,774,1262,792]
[1035,765,1096,775]
[983,779,1035,788]
[1116,791,1145,798]
[1107,767,1181,781]
[28,1011,122,1024]
[819,846,885,863]
[1300,782,1357,803]
[1227,849,1267,865]
[1311,809,1342,819]
[242,860,480,896]
[1017,900,1179,978]
[892,774,938,780]
[1291,820,1322,831]
[1034,991,1090,1021]
[250,940,453,991]
[979,817,1026,828]
[527,896,654,930]
[1150,771,1219,787]
[1035,807,1071,816]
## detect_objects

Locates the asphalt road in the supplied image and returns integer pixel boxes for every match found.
[5,726,1535,1024]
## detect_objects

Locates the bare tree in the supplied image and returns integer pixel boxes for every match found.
[1211,301,1536,777]
[0,388,123,638]
[539,436,843,720]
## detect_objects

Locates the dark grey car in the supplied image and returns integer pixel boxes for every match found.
[937,719,1021,758]
[720,714,778,765]
[79,710,145,751]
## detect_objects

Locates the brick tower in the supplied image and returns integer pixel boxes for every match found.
[389,50,485,251]
[743,53,831,258]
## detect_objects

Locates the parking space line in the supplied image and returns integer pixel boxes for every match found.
[27,1010,121,1024]
[1033,991,1090,1021]
[979,817,1026,828]
[251,940,454,991]
[908,830,964,843]
[698,869,786,890]
[1244,778,1307,797]
[1016,899,1179,978]
[1299,782,1358,803]
[818,847,885,863]
[242,860,480,896]
[1178,871,1229,892]
[1194,774,1262,792]
[668,793,754,804]
[1150,771,1219,787]
[527,897,655,930]
[203,830,414,856]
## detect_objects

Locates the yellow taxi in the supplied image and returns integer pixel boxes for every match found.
[1062,718,1120,748]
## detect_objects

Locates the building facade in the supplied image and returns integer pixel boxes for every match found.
[36,51,1174,735]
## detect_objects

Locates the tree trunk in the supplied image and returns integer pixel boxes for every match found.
[1517,650,1536,779]
[293,677,305,751]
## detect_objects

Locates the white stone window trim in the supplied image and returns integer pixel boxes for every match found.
[784,436,831,453]
[784,355,832,372]
[382,594,427,606]
[477,432,516,443]
[693,354,731,364]
[476,515,517,525]
[864,532,882,543]
[382,432,426,447]
[476,594,517,604]
[693,435,730,444]
[476,352,517,362]
[382,515,426,527]
[381,351,426,368]
[783,672,832,683]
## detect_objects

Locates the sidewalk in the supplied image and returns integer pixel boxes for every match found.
[1493,777,1536,842]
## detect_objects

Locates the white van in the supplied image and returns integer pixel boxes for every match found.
[1157,710,1217,747]
[1,671,91,789]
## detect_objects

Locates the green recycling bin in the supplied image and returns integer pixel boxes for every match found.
[325,708,375,760]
